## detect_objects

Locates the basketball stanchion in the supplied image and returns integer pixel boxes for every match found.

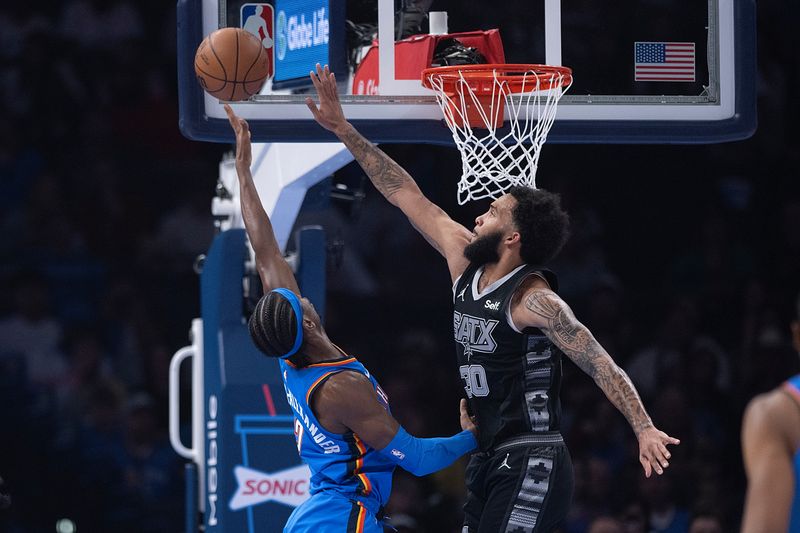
[422,64,573,204]
[169,230,310,532]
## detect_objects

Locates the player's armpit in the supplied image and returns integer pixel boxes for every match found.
[398,192,472,280]
[741,392,796,533]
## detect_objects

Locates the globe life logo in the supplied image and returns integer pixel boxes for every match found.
[276,7,329,61]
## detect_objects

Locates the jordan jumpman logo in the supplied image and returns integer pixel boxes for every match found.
[498,453,511,470]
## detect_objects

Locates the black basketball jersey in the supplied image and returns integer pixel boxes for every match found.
[453,263,564,451]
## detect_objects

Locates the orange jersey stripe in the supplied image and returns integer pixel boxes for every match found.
[358,473,372,494]
[353,434,372,495]
[306,357,357,368]
[356,503,367,533]
[306,371,335,404]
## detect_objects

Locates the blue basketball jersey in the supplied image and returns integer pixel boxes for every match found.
[784,374,800,532]
[279,355,395,516]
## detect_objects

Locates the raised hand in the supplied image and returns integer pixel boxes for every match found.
[305,63,348,133]
[224,104,252,173]
[637,426,680,477]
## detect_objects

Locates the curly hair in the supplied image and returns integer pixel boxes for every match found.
[507,186,570,265]
[248,291,299,357]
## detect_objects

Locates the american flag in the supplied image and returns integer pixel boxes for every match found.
[634,42,695,82]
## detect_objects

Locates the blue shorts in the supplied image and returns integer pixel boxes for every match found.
[284,491,383,533]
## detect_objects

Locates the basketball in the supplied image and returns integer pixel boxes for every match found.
[194,27,270,101]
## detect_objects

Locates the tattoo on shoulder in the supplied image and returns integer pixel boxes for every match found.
[525,291,579,344]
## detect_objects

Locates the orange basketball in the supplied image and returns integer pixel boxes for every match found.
[194,27,270,101]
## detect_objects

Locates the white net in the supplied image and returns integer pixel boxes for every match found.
[425,66,572,204]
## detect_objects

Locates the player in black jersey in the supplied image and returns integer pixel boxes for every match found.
[307,64,680,533]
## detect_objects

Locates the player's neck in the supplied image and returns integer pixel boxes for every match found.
[479,255,524,290]
[305,336,347,363]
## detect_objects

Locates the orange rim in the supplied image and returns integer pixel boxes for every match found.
[422,63,572,94]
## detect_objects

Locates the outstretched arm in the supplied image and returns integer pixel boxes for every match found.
[305,64,471,281]
[515,286,680,477]
[225,105,299,294]
[740,391,796,533]
[314,371,477,476]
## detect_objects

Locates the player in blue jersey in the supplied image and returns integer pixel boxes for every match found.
[741,293,800,533]
[224,104,478,533]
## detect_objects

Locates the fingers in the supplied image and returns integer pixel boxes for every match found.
[658,442,671,460]
[305,96,320,117]
[638,430,680,478]
[651,457,664,475]
[311,63,337,99]
[223,103,251,140]
[330,73,339,103]
[650,442,669,467]
[641,448,668,477]
[310,63,327,93]
[309,67,322,91]
[641,453,663,476]
[224,103,239,131]
[460,398,468,416]
[641,456,652,478]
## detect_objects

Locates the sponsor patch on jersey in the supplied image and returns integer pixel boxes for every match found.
[484,300,500,311]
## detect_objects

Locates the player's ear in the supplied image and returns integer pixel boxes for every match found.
[505,231,521,246]
[302,316,317,331]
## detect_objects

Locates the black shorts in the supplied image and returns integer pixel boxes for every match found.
[463,440,573,533]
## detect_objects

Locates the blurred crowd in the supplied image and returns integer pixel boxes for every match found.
[0,1,798,532]
[0,1,218,531]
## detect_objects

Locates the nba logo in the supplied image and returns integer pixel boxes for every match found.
[241,3,274,79]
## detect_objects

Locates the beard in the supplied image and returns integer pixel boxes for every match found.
[463,231,503,265]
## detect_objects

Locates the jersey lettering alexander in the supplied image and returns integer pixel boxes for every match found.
[453,263,564,451]
[279,356,395,512]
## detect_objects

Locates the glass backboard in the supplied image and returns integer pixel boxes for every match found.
[177,0,756,144]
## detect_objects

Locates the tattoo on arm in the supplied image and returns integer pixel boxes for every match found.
[338,125,415,200]
[525,291,654,435]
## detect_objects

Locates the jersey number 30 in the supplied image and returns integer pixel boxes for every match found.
[460,364,489,398]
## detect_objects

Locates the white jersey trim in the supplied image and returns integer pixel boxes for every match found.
[452,274,463,303]
[471,264,527,300]
[505,272,550,333]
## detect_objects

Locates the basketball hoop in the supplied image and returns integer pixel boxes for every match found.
[422,64,572,204]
